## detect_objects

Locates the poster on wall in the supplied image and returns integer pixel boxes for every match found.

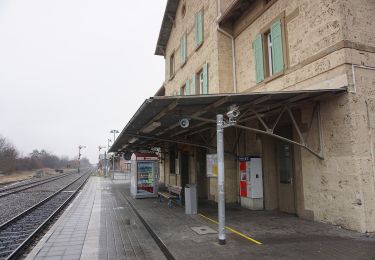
[206,154,218,178]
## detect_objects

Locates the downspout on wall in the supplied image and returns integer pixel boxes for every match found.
[216,0,237,93]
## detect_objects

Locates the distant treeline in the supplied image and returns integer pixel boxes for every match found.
[0,135,90,174]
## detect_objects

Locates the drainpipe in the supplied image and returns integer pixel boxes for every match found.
[216,0,221,19]
[216,0,237,93]
[217,26,237,94]
[351,64,375,93]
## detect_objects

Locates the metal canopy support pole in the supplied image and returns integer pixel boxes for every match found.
[217,114,226,245]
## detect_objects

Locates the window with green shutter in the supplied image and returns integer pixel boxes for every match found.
[169,53,175,78]
[202,63,208,94]
[253,35,265,83]
[253,19,285,84]
[180,33,187,65]
[195,10,203,47]
[190,73,196,95]
[184,79,190,95]
[270,20,284,74]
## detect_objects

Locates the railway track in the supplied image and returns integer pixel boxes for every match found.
[0,169,93,260]
[0,172,74,198]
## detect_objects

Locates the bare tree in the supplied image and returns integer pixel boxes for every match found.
[0,136,18,174]
[0,135,91,174]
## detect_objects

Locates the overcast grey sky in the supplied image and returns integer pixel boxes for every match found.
[0,0,167,163]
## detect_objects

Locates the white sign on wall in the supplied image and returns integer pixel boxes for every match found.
[206,154,218,178]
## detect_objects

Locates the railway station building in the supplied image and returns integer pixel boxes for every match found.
[110,0,375,233]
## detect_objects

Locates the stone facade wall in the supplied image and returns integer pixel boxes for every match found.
[158,0,375,232]
[225,0,375,232]
[341,0,375,48]
[233,0,347,93]
[164,0,220,96]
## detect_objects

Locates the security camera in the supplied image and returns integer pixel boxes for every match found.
[226,105,240,118]
[180,118,190,128]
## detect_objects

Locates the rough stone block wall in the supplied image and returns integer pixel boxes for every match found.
[208,154,238,203]
[341,0,375,48]
[219,0,237,15]
[217,32,235,93]
[234,0,345,93]
[158,0,375,233]
[300,48,375,232]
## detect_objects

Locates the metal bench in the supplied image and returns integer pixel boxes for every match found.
[158,185,182,208]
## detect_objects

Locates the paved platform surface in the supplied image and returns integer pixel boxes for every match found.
[27,176,375,260]
[26,176,165,260]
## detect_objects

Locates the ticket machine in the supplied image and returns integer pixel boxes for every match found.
[239,156,263,210]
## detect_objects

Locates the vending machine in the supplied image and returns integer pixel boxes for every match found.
[239,156,263,210]
[130,153,159,199]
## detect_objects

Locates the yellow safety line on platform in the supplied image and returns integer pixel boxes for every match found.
[198,213,262,245]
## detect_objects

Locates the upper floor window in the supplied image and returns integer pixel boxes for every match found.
[253,20,284,83]
[181,77,193,96]
[197,63,208,94]
[180,84,186,96]
[169,53,175,78]
[195,10,203,47]
[181,3,186,18]
[180,33,187,66]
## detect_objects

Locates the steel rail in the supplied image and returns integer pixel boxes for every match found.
[0,171,76,193]
[0,172,75,198]
[0,169,92,260]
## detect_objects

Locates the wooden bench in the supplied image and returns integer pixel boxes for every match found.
[158,185,183,208]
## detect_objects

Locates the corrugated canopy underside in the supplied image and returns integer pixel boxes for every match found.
[109,88,346,153]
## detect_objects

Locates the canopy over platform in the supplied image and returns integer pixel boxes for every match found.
[110,88,346,159]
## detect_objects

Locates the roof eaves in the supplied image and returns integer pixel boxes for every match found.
[154,0,180,56]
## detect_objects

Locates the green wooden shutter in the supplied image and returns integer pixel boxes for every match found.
[202,63,208,94]
[185,79,190,95]
[253,35,264,83]
[190,73,196,95]
[271,20,284,74]
[198,11,203,45]
[195,11,203,46]
[180,34,186,65]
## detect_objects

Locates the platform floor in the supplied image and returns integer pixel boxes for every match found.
[26,176,165,260]
[27,176,375,260]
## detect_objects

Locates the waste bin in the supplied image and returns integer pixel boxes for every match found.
[185,184,197,214]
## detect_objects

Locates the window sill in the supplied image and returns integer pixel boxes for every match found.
[195,42,203,52]
[169,74,175,81]
[262,69,284,84]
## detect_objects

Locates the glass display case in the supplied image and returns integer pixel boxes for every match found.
[137,162,154,193]
[130,153,159,198]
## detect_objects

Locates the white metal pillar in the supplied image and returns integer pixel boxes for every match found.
[216,114,226,244]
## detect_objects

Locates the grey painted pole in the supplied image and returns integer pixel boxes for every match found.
[217,114,226,245]
[112,155,115,180]
[78,146,81,174]
[104,151,107,177]
[112,132,116,179]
